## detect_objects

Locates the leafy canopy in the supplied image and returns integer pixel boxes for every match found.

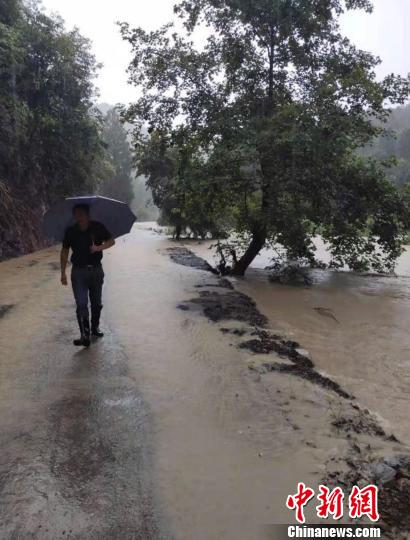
[0,0,105,257]
[121,0,410,274]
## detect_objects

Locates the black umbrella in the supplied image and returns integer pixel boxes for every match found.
[43,195,137,241]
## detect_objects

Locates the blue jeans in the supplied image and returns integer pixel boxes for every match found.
[71,266,104,321]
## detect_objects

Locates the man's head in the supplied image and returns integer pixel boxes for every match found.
[72,204,90,228]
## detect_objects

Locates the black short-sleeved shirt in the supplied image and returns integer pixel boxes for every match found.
[63,221,112,267]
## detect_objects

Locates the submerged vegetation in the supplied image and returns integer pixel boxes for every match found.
[121,0,410,275]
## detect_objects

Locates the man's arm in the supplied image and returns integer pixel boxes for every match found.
[60,248,69,286]
[90,238,115,253]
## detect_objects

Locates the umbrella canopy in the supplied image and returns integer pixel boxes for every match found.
[43,195,137,242]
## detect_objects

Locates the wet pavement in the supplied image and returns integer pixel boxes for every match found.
[0,236,168,539]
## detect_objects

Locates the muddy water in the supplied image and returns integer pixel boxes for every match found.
[192,239,410,446]
[1,225,410,539]
[104,227,319,539]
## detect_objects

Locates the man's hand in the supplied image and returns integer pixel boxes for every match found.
[90,244,102,254]
[60,248,69,285]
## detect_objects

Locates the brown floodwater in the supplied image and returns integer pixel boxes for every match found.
[1,224,409,539]
[192,237,410,446]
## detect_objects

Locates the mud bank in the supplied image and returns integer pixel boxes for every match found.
[167,246,410,539]
[165,247,216,273]
[168,247,351,399]
[186,290,268,327]
[239,329,352,399]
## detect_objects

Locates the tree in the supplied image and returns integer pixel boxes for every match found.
[0,0,20,26]
[0,0,104,258]
[136,130,226,237]
[99,108,134,204]
[121,0,410,275]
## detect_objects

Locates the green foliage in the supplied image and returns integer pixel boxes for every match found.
[0,0,104,258]
[121,0,410,274]
[135,130,227,236]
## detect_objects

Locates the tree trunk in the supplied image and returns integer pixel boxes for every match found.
[175,223,182,240]
[230,227,267,276]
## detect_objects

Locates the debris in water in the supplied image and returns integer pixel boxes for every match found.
[0,305,14,319]
[220,327,247,336]
[331,408,388,440]
[314,307,339,323]
[240,329,313,368]
[239,328,353,398]
[262,362,352,399]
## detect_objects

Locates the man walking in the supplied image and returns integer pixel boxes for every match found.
[60,204,115,347]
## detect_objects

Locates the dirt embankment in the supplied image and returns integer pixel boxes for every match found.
[167,246,410,539]
[0,185,48,260]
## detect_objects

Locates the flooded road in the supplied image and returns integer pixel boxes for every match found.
[0,241,164,538]
[1,224,410,538]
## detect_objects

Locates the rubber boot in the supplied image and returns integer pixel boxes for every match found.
[91,306,104,338]
[74,314,91,347]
